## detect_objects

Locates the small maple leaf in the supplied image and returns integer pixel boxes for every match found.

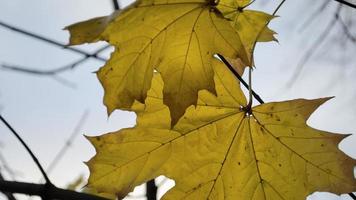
[65,0,275,126]
[218,0,277,57]
[86,60,356,199]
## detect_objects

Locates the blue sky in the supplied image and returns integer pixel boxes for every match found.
[0,0,355,199]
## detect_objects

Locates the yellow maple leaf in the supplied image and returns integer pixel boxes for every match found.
[86,60,356,199]
[65,0,275,126]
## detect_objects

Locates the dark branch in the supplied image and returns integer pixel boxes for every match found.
[0,115,51,184]
[0,180,109,200]
[0,20,106,61]
[349,192,356,200]
[333,0,356,9]
[112,0,120,10]
[0,172,17,200]
[272,0,286,15]
[1,45,109,76]
[146,180,157,200]
[217,54,264,104]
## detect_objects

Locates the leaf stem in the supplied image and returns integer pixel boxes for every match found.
[247,67,253,110]
[0,115,52,185]
[217,54,264,104]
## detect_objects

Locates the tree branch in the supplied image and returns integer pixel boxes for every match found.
[46,110,89,175]
[112,0,120,10]
[0,172,17,200]
[0,20,106,61]
[146,179,157,200]
[286,5,341,88]
[0,180,109,200]
[217,54,264,104]
[336,12,356,42]
[0,115,51,184]
[349,192,356,200]
[0,152,18,180]
[1,45,109,76]
[333,0,356,9]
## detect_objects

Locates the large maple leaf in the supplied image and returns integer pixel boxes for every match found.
[66,0,275,126]
[86,60,356,199]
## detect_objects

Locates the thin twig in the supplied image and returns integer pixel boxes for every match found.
[0,180,109,200]
[286,5,341,88]
[0,115,52,185]
[0,21,106,61]
[217,54,264,104]
[1,45,110,76]
[333,0,356,9]
[349,192,356,200]
[272,0,287,15]
[46,110,89,174]
[298,1,331,32]
[249,0,286,64]
[146,179,157,200]
[0,172,17,200]
[112,0,120,10]
[336,13,356,42]
[247,67,253,109]
[1,45,109,88]
[50,75,77,89]
[0,153,18,180]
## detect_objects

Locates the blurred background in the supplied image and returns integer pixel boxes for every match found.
[0,0,355,199]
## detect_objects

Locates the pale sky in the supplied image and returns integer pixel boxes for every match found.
[0,0,355,200]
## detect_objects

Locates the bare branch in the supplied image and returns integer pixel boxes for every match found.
[0,153,18,180]
[50,75,77,89]
[298,1,331,31]
[0,115,52,185]
[0,180,109,200]
[336,12,356,42]
[112,0,120,10]
[286,5,341,87]
[349,193,356,200]
[0,20,106,61]
[333,0,356,9]
[272,0,287,15]
[146,180,157,200]
[217,54,264,104]
[1,45,109,76]
[0,172,17,200]
[46,110,89,174]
